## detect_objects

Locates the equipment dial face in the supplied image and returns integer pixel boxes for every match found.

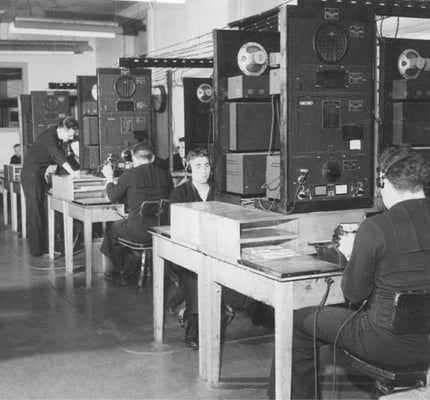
[91,83,98,101]
[152,85,167,113]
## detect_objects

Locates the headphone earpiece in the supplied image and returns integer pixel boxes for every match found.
[377,149,413,189]
[186,162,192,173]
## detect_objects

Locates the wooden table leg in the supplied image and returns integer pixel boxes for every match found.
[207,257,222,386]
[152,237,165,343]
[84,215,93,288]
[274,282,294,400]
[2,185,8,226]
[20,185,26,238]
[47,195,55,259]
[197,256,210,380]
[10,183,17,232]
[63,201,74,273]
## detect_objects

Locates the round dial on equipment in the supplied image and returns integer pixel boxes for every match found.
[314,22,348,64]
[115,75,136,98]
[322,160,342,182]
[91,83,98,101]
[152,85,167,113]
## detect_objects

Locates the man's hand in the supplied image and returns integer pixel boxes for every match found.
[333,226,356,262]
[101,164,114,182]
[44,164,58,182]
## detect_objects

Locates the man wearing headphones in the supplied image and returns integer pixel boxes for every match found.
[170,148,216,348]
[268,144,430,399]
[21,116,79,257]
[100,142,173,284]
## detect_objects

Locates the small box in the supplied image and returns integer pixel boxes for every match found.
[170,201,298,263]
[3,164,22,182]
[266,153,280,199]
[227,75,270,99]
[52,174,107,201]
[392,79,430,100]
[269,69,281,95]
[226,152,267,195]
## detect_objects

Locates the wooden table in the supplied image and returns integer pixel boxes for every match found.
[47,194,125,288]
[150,227,345,400]
[10,180,26,238]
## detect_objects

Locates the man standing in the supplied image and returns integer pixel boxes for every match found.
[100,142,173,284]
[21,116,79,257]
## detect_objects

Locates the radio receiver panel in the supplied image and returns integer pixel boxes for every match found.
[214,29,280,193]
[30,90,69,142]
[97,67,152,165]
[77,75,99,170]
[284,4,375,212]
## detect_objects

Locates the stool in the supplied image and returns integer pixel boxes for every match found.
[340,290,430,398]
[342,349,430,397]
[117,237,152,290]
[117,199,169,290]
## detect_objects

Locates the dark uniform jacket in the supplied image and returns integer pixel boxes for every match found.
[22,126,67,178]
[342,198,430,363]
[106,163,173,237]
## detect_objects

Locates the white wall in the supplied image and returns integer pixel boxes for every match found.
[148,0,284,53]
[148,0,284,157]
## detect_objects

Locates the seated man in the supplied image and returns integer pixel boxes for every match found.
[268,144,430,399]
[10,143,21,164]
[100,142,173,284]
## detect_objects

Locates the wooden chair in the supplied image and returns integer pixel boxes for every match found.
[117,199,169,291]
[341,290,430,398]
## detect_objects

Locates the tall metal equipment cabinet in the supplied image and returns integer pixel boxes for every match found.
[97,67,152,166]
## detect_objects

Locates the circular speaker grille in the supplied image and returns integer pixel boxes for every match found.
[314,23,348,64]
[43,96,59,111]
[237,42,268,76]
[196,83,213,103]
[115,76,137,98]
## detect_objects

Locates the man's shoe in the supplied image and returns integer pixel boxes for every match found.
[104,271,119,281]
[184,314,198,349]
[120,268,138,286]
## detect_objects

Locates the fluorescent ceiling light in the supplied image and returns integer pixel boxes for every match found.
[0,40,88,54]
[116,0,186,3]
[9,17,120,38]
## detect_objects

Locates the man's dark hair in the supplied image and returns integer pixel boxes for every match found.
[379,144,430,192]
[132,142,154,162]
[13,143,20,149]
[185,148,210,165]
[59,116,79,131]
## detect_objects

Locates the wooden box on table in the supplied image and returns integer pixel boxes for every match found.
[52,175,107,201]
[170,201,298,263]
[3,164,22,182]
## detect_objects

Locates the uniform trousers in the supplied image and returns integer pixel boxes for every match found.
[268,305,430,399]
[21,173,48,256]
[100,219,152,273]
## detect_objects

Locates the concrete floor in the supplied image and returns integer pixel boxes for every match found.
[0,210,374,399]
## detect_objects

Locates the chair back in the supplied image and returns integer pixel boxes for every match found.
[392,290,430,335]
[139,199,170,226]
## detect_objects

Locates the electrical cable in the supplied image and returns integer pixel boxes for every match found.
[330,300,368,400]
